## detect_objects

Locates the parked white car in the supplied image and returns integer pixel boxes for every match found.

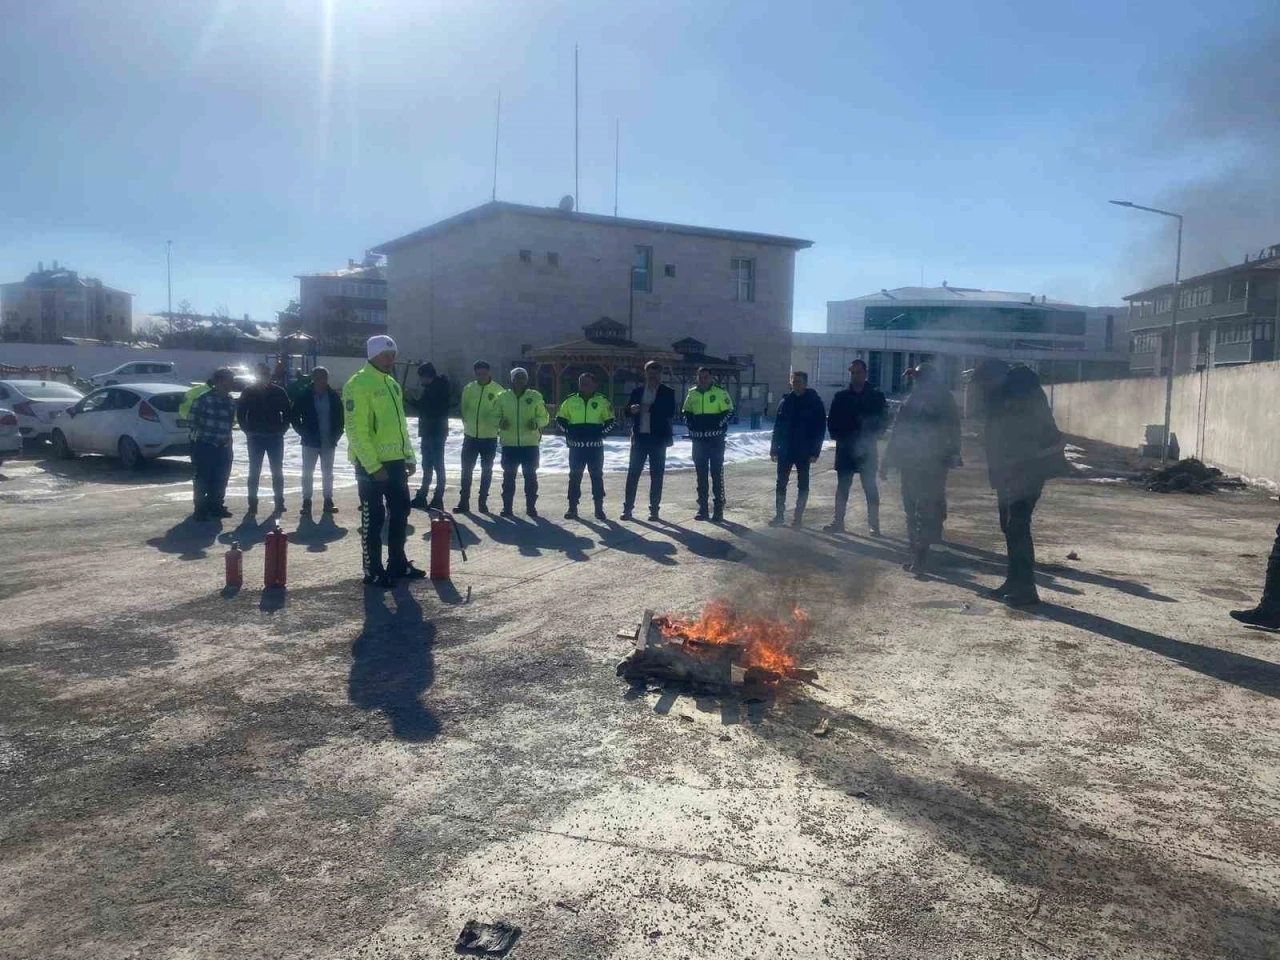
[0,408,21,466]
[86,360,181,389]
[0,379,84,441]
[50,384,191,468]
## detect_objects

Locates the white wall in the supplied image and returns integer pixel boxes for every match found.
[1051,362,1280,485]
[0,343,367,388]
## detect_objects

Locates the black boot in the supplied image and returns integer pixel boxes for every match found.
[792,493,808,528]
[712,503,723,522]
[429,492,445,511]
[620,503,635,521]
[648,506,660,522]
[868,503,881,537]
[323,499,338,514]
[300,498,312,516]
[594,500,607,521]
[526,500,539,519]
[1230,555,1280,627]
[410,491,428,510]
[770,492,787,526]
[694,504,709,521]
[455,498,471,514]
[500,497,515,519]
[564,503,579,520]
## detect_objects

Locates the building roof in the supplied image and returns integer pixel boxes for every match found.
[295,262,386,281]
[371,201,814,255]
[1123,245,1280,301]
[836,286,1079,310]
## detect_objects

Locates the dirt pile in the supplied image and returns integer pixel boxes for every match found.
[1140,458,1246,494]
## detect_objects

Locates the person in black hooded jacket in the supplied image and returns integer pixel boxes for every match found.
[824,358,888,535]
[971,359,1068,606]
[770,371,826,527]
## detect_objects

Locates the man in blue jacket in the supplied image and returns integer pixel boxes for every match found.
[770,371,826,527]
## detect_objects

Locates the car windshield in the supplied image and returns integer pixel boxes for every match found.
[148,393,183,413]
[14,382,83,400]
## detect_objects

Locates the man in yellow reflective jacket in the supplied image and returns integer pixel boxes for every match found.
[682,366,735,522]
[496,366,549,518]
[555,372,615,520]
[344,335,422,588]
[456,359,504,514]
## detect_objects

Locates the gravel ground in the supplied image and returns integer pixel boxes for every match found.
[0,436,1277,959]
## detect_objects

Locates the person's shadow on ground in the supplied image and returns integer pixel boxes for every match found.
[941,540,1177,602]
[288,514,349,553]
[217,513,273,550]
[468,513,595,561]
[147,515,222,560]
[348,585,440,741]
[580,516,678,566]
[635,518,747,563]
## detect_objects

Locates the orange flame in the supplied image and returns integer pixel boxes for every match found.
[657,600,811,675]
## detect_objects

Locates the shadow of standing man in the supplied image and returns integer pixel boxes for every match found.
[348,585,440,741]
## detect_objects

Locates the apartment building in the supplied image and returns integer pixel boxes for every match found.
[1,261,133,343]
[1124,244,1280,375]
[293,255,388,353]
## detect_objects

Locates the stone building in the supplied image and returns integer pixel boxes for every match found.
[370,201,811,407]
[1,261,133,343]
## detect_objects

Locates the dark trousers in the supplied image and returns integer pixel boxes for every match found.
[902,465,949,549]
[775,455,812,516]
[624,436,666,511]
[692,438,726,510]
[568,446,605,506]
[459,436,497,505]
[191,440,232,514]
[834,451,879,526]
[416,426,447,503]
[501,445,540,510]
[357,459,411,577]
[246,433,285,503]
[997,482,1043,590]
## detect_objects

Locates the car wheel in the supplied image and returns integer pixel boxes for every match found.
[51,429,76,460]
[119,436,144,470]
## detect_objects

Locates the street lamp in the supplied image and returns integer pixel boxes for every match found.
[1110,199,1183,463]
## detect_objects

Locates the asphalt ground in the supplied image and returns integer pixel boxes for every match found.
[1,436,1277,959]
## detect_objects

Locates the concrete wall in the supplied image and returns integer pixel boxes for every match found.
[386,210,799,404]
[0,342,367,388]
[1050,361,1280,485]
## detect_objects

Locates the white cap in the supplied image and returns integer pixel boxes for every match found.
[367,334,397,359]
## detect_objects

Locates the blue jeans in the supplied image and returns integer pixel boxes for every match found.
[246,433,285,504]
[417,426,447,503]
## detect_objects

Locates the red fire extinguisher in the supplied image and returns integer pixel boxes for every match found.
[429,512,453,580]
[264,524,288,588]
[225,540,243,589]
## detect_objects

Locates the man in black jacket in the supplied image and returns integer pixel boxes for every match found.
[770,371,826,527]
[411,362,451,511]
[289,366,344,516]
[236,363,293,514]
[621,360,676,522]
[824,359,888,536]
[971,359,1067,606]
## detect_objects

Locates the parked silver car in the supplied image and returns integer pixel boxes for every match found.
[0,379,84,441]
[86,360,181,389]
[50,383,190,468]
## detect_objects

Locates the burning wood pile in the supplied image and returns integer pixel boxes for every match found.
[617,600,816,693]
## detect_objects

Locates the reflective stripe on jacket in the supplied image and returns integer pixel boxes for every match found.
[497,388,549,447]
[556,392,615,448]
[460,380,505,439]
[342,362,415,473]
[682,385,734,440]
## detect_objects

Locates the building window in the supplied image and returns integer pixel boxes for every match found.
[546,252,559,266]
[664,263,676,278]
[1155,295,1172,314]
[1179,285,1212,309]
[1229,278,1249,301]
[519,249,532,263]
[1217,323,1252,345]
[1131,331,1162,354]
[868,350,883,389]
[1104,315,1114,349]
[632,246,652,292]
[731,257,755,302]
[1254,321,1274,342]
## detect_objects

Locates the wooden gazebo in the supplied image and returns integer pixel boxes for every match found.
[524,318,682,408]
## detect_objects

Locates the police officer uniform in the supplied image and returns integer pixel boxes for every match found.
[556,390,615,519]
[682,382,735,521]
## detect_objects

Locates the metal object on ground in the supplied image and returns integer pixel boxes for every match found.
[263,524,288,588]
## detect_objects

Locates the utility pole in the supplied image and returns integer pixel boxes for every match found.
[166,240,173,336]
[613,119,619,217]
[573,45,579,209]
[1110,200,1183,462]
[491,91,501,203]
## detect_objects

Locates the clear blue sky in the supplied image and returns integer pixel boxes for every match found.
[3,0,1277,331]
